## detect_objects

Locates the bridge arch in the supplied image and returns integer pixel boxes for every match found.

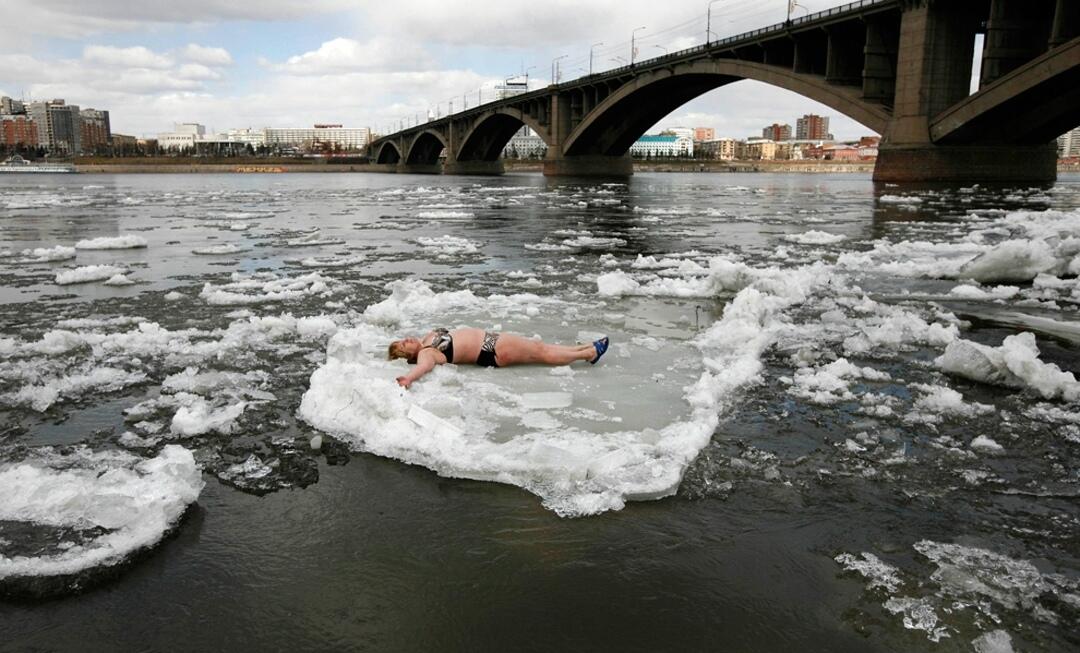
[374,141,401,164]
[563,59,891,157]
[406,129,448,165]
[455,108,551,162]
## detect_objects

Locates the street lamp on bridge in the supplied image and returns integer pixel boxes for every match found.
[590,42,603,75]
[654,45,668,56]
[551,54,568,84]
[707,0,723,44]
[631,26,647,65]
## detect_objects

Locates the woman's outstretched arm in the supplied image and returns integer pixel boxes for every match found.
[396,350,438,389]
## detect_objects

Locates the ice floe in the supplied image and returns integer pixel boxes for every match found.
[0,446,203,594]
[55,265,127,285]
[74,235,148,250]
[937,333,1080,401]
[199,271,333,305]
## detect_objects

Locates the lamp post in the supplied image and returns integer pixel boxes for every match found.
[590,42,603,75]
[631,26,647,65]
[787,0,805,24]
[525,65,536,90]
[654,45,668,56]
[707,0,723,44]
[551,54,567,84]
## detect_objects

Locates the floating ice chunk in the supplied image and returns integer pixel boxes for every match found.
[972,630,1015,653]
[74,235,148,250]
[0,446,203,589]
[414,235,481,255]
[103,274,134,286]
[199,272,332,305]
[948,284,1020,300]
[957,239,1058,283]
[914,540,1052,614]
[883,597,949,642]
[835,552,903,592]
[524,242,573,252]
[520,392,573,410]
[936,332,1080,401]
[907,384,995,423]
[561,235,626,249]
[416,210,474,219]
[192,243,249,255]
[970,435,1004,453]
[790,358,890,405]
[597,256,756,298]
[878,194,924,204]
[784,230,846,245]
[225,454,273,480]
[170,398,246,436]
[5,367,148,412]
[309,435,323,450]
[55,265,126,285]
[164,291,184,301]
[21,245,77,262]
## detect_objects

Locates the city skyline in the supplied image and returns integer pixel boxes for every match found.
[0,0,889,139]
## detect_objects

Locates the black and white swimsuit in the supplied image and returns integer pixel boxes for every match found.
[477,331,499,368]
[424,328,454,364]
[424,328,499,367]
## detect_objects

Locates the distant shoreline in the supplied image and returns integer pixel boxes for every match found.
[66,159,1079,175]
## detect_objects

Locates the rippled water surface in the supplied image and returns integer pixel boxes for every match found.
[1,172,1078,652]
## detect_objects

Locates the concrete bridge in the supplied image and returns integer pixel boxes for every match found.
[368,0,1079,183]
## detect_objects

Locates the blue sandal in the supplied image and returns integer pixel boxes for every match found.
[590,337,609,364]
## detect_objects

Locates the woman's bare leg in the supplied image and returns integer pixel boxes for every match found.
[494,334,597,367]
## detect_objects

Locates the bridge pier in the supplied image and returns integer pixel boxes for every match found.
[395,163,442,175]
[442,159,504,175]
[874,143,1057,183]
[876,0,1059,184]
[542,154,633,177]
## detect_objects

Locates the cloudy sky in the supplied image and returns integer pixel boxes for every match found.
[0,0,882,140]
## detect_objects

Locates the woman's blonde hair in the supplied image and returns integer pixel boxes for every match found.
[388,340,415,363]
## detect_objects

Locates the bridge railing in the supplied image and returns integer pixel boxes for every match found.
[596,0,892,79]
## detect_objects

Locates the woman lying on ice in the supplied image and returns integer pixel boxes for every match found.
[388,328,609,389]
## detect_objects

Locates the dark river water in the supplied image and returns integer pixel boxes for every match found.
[1,172,1078,652]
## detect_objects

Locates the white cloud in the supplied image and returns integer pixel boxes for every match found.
[181,44,233,66]
[0,0,356,42]
[83,45,173,69]
[176,63,222,81]
[272,37,433,75]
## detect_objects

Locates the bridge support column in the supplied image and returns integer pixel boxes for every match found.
[874,143,1057,183]
[877,1,1057,184]
[395,163,442,175]
[542,154,633,177]
[442,159,504,175]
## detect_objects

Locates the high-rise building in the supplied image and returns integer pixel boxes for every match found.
[1,96,25,115]
[28,100,82,155]
[693,127,716,142]
[80,108,111,153]
[1059,126,1080,158]
[796,114,831,141]
[1,114,38,148]
[762,123,792,141]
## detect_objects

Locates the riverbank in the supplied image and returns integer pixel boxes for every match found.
[71,157,1080,175]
